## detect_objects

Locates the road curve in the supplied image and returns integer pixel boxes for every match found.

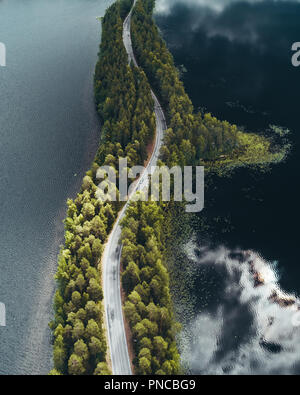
[103,0,167,375]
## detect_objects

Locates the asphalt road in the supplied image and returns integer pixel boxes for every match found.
[103,0,167,375]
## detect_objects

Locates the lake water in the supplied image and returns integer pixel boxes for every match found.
[156,0,300,374]
[0,0,113,375]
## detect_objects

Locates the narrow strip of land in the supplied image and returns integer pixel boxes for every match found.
[102,0,167,375]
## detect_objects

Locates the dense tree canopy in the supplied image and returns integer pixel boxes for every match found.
[131,0,240,166]
[121,201,181,375]
[94,0,155,169]
[50,0,157,375]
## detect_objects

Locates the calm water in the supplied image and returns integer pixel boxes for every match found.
[156,0,300,374]
[0,0,113,374]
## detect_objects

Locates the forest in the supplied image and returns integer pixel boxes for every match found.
[131,0,285,172]
[49,0,283,376]
[50,0,182,376]
[131,0,239,166]
[49,0,160,375]
[121,200,181,374]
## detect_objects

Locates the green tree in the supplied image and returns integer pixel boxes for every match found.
[94,362,111,375]
[89,336,105,356]
[68,354,85,375]
[74,339,89,362]
[139,357,151,375]
[87,278,103,302]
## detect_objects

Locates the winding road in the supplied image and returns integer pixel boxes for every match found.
[102,0,167,375]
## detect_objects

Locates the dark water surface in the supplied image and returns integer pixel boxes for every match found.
[156,0,300,374]
[0,0,113,374]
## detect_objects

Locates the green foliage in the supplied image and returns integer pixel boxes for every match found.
[48,369,62,376]
[121,201,181,374]
[119,0,134,19]
[94,362,111,375]
[47,0,252,376]
[50,0,155,375]
[131,0,239,166]
[201,130,291,175]
[131,0,283,170]
[50,115,110,371]
[94,0,155,169]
